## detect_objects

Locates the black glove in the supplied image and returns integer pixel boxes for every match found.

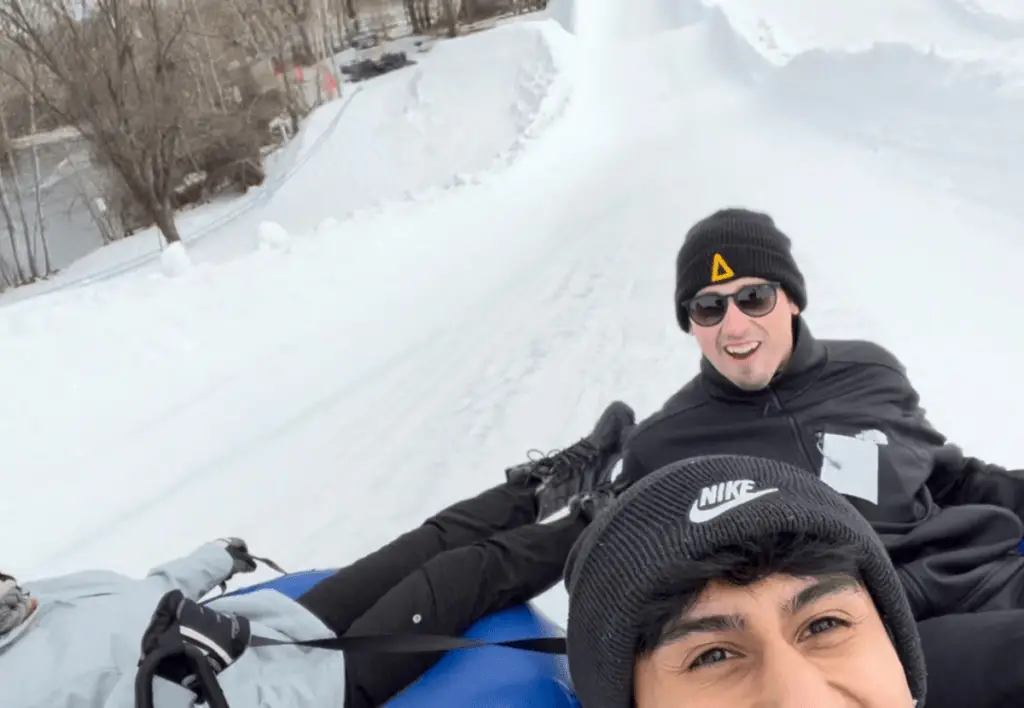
[140,589,251,701]
[217,537,258,578]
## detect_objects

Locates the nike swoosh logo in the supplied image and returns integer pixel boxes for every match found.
[688,488,779,523]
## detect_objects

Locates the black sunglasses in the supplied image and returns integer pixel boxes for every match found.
[682,282,781,328]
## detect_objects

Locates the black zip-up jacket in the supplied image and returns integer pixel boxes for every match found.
[622,318,1024,620]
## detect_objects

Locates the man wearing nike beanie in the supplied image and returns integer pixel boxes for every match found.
[565,454,926,708]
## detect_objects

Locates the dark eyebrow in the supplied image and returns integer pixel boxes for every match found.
[784,574,862,615]
[653,574,862,651]
[656,613,746,648]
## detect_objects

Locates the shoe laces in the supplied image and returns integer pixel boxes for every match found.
[525,438,599,484]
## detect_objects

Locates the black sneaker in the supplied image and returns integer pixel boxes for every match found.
[505,401,635,521]
[569,485,618,522]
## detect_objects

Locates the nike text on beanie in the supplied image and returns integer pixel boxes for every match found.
[563,454,926,708]
[675,208,807,332]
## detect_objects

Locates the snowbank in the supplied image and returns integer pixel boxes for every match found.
[703,0,1024,60]
[937,0,1024,39]
[937,0,1024,38]
[548,0,702,40]
[160,242,193,276]
[762,43,1024,155]
[583,0,1024,219]
[256,220,291,252]
[2,15,578,303]
[749,28,1024,217]
[252,20,576,234]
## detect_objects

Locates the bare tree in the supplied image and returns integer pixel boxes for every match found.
[0,63,54,288]
[438,0,458,37]
[0,0,211,244]
[0,0,550,286]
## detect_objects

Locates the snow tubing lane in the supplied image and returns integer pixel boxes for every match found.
[228,569,580,707]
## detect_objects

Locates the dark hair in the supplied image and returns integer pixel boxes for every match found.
[635,531,865,658]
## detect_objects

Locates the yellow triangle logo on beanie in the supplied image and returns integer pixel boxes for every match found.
[710,253,735,282]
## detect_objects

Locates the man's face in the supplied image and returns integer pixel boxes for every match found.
[633,574,914,708]
[688,276,798,390]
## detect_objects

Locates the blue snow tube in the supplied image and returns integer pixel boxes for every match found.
[227,569,580,708]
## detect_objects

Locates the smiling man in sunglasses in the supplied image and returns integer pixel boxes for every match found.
[617,207,1024,703]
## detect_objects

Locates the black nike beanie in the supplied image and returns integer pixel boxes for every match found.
[675,208,808,331]
[564,455,926,708]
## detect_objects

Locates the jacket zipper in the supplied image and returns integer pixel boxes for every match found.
[770,390,817,472]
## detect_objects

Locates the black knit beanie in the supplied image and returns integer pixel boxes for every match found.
[564,455,926,708]
[675,208,808,332]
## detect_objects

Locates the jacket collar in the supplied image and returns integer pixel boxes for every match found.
[699,316,827,403]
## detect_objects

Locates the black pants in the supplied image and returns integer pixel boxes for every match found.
[918,610,1024,708]
[295,481,587,708]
